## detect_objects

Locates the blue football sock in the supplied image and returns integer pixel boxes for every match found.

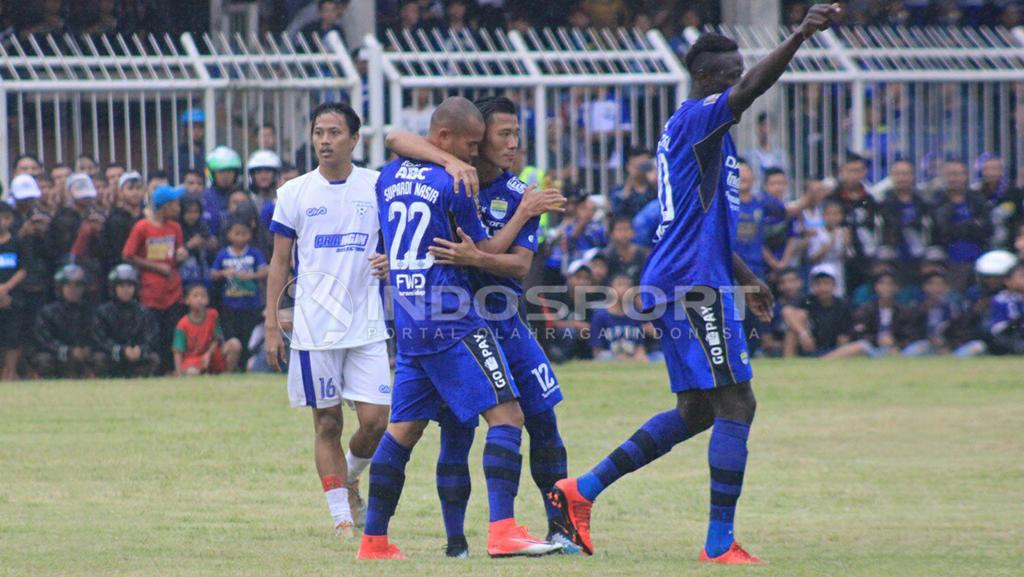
[524,409,568,531]
[363,432,412,536]
[483,424,523,523]
[436,422,475,544]
[577,409,692,502]
[705,418,751,558]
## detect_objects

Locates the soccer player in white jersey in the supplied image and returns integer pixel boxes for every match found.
[264,102,391,540]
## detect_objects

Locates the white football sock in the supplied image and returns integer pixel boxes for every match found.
[346,450,372,485]
[324,487,351,526]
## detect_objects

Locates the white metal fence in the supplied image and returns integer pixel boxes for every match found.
[3,26,1024,196]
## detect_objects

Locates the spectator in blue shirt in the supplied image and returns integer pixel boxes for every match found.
[609,147,657,218]
[211,219,268,366]
[985,263,1024,355]
[589,274,647,362]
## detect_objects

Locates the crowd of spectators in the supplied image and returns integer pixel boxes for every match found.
[526,145,1024,363]
[4,2,1021,56]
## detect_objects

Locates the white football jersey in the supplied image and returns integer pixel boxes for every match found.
[270,167,387,351]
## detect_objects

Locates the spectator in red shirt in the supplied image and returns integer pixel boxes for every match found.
[122,185,188,374]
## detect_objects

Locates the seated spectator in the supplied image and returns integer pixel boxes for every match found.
[123,185,188,374]
[92,264,161,378]
[0,202,27,380]
[603,216,648,284]
[609,147,656,218]
[541,261,597,363]
[948,250,1019,357]
[903,271,964,356]
[932,160,991,293]
[823,272,923,358]
[179,197,215,290]
[806,199,852,296]
[30,264,98,379]
[985,263,1024,355]
[880,159,931,271]
[590,274,646,362]
[173,284,241,376]
[212,219,268,366]
[849,248,920,308]
[763,267,805,357]
[781,264,854,357]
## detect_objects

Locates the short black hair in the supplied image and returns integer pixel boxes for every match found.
[473,95,518,123]
[184,283,209,297]
[310,101,362,136]
[611,215,634,229]
[777,267,800,278]
[226,218,253,233]
[627,146,652,160]
[684,32,739,73]
[104,163,125,172]
[921,271,948,284]
[15,153,40,165]
[843,153,867,167]
[756,111,770,124]
[76,153,96,163]
[184,169,204,179]
[875,271,899,285]
[148,170,169,183]
[763,168,786,180]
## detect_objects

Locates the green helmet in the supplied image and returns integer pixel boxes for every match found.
[206,146,242,173]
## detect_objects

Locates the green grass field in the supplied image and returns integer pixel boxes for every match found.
[2,358,1022,576]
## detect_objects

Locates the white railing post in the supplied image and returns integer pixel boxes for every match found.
[0,87,8,196]
[324,31,366,162]
[507,31,547,174]
[180,33,216,155]
[646,30,689,102]
[363,34,387,168]
[819,28,864,155]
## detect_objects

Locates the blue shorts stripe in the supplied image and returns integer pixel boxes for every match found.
[298,350,316,407]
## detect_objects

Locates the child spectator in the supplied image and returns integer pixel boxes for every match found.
[92,264,161,377]
[603,216,648,285]
[30,264,98,378]
[763,267,805,357]
[761,169,806,277]
[542,261,598,363]
[807,199,852,296]
[182,169,205,198]
[735,162,768,280]
[561,195,607,267]
[211,219,268,364]
[70,207,107,303]
[590,274,646,361]
[122,184,188,374]
[173,284,242,376]
[823,272,922,358]
[0,202,28,380]
[985,263,1024,355]
[904,271,963,356]
[179,197,215,290]
[782,264,854,357]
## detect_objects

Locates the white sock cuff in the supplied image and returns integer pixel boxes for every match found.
[346,450,372,484]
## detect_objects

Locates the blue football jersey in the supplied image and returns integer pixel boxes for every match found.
[470,172,540,329]
[377,158,489,355]
[640,87,741,310]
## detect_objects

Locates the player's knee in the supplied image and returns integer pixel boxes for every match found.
[387,420,427,448]
[676,394,714,433]
[713,383,757,424]
[314,411,344,441]
[484,400,524,428]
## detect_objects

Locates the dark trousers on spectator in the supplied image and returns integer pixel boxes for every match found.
[221,307,262,366]
[150,304,187,375]
[30,348,99,379]
[95,351,162,378]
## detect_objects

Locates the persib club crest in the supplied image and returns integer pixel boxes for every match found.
[489,198,509,220]
[354,200,373,217]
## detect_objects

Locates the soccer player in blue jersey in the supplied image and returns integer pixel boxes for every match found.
[357,97,562,560]
[386,96,574,557]
[551,3,842,564]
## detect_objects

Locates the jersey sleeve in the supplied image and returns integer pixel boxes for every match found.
[448,181,488,243]
[514,215,541,252]
[269,188,298,239]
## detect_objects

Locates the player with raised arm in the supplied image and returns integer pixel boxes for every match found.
[264,102,392,541]
[356,96,562,560]
[386,96,574,557]
[551,4,842,564]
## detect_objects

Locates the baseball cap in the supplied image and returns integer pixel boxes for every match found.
[118,171,143,189]
[975,250,1018,277]
[10,174,42,201]
[810,263,839,281]
[567,259,592,276]
[67,173,97,200]
[152,184,184,209]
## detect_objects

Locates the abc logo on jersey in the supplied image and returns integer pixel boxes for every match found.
[277,271,358,350]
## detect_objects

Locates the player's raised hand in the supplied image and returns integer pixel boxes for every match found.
[799,3,841,39]
[446,158,479,197]
[368,252,389,279]
[429,228,482,267]
[520,185,567,218]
